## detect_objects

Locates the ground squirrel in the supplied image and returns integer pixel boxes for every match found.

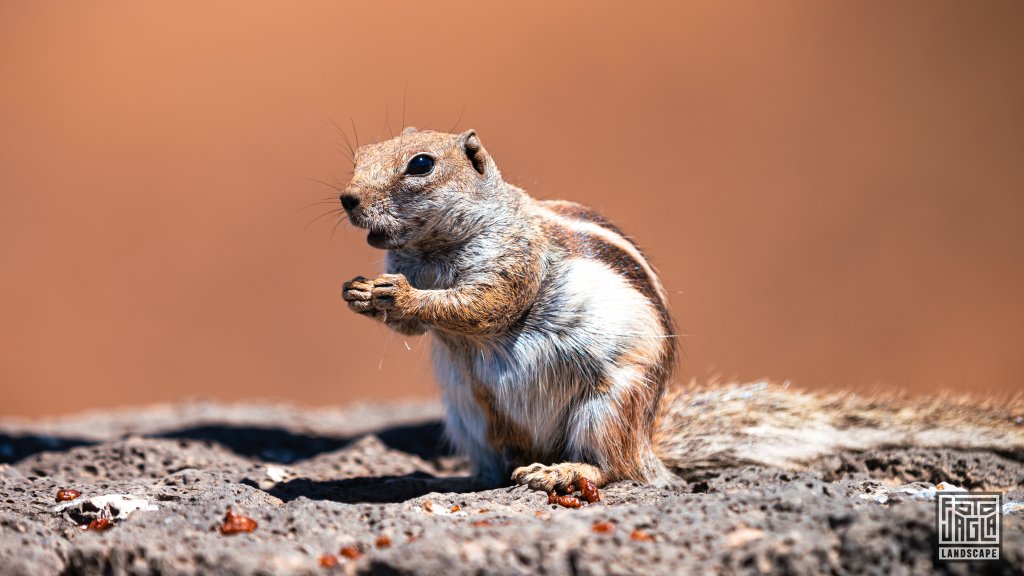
[339,128,1023,491]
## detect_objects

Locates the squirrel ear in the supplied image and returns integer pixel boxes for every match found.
[402,126,417,135]
[460,129,488,176]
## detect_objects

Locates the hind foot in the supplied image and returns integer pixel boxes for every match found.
[511,462,605,492]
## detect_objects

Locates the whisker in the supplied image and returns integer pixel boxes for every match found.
[383,98,394,138]
[331,212,350,237]
[302,176,345,193]
[350,118,360,149]
[297,199,342,212]
[449,99,467,133]
[401,84,408,128]
[326,115,356,158]
[305,208,347,232]
[306,207,344,223]
[331,143,354,164]
[611,332,682,338]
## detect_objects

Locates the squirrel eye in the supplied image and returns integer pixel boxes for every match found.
[405,154,435,176]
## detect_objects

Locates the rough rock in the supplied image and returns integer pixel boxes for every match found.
[1,401,1021,575]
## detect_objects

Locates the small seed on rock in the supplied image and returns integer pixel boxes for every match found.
[556,495,582,509]
[579,477,600,503]
[471,519,493,528]
[219,508,258,535]
[592,521,615,533]
[339,546,362,560]
[450,504,460,513]
[375,535,392,549]
[86,518,111,531]
[55,488,81,502]
[630,530,654,542]
[319,554,338,568]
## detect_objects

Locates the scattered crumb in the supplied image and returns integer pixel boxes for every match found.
[55,488,81,502]
[630,530,655,542]
[556,495,582,509]
[220,508,258,535]
[85,518,111,531]
[339,546,362,560]
[579,477,601,503]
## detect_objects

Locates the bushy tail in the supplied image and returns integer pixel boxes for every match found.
[654,380,1024,476]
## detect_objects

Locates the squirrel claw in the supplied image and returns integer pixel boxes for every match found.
[342,276,373,302]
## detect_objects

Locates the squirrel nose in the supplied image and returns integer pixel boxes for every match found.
[339,194,360,210]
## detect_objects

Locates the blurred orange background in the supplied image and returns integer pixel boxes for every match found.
[2,2,1022,417]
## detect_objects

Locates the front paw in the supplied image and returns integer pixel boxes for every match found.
[342,276,376,316]
[368,273,410,314]
[342,273,416,318]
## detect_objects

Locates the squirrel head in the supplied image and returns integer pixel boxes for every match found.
[340,128,506,250]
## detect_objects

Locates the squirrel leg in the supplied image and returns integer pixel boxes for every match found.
[511,462,606,492]
[348,272,536,336]
[510,369,678,492]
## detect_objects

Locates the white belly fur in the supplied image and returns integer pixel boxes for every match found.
[431,258,665,473]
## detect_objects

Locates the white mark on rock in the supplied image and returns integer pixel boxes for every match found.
[53,494,159,520]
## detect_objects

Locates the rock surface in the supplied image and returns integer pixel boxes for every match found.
[1,401,1021,575]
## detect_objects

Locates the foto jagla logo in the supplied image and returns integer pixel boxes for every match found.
[936,491,1002,562]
